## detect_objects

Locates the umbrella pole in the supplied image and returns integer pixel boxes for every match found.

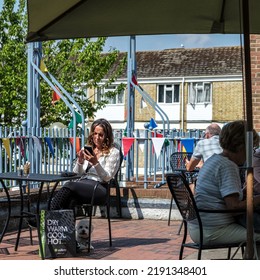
[242,0,255,259]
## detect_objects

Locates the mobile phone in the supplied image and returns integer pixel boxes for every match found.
[84,145,94,155]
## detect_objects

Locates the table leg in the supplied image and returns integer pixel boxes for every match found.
[14,181,24,251]
[36,182,45,259]
[0,179,11,243]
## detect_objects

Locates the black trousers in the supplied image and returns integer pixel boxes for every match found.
[50,179,108,210]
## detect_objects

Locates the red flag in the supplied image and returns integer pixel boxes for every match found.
[69,137,81,153]
[15,136,25,157]
[151,131,163,138]
[52,86,61,105]
[132,75,138,85]
[177,140,181,152]
[122,137,135,157]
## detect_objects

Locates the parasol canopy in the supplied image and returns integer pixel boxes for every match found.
[26,0,260,42]
[26,0,260,259]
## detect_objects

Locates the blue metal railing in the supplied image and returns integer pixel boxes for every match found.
[0,127,202,189]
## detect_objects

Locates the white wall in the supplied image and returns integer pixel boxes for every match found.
[155,103,180,122]
[95,104,125,121]
[187,103,212,121]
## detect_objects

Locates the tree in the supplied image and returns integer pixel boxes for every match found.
[0,0,27,126]
[40,38,126,127]
[0,0,127,127]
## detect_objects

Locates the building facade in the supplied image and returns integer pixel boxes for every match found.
[87,46,244,131]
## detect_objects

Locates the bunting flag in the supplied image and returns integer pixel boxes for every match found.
[122,137,135,157]
[68,111,82,129]
[52,85,61,105]
[151,131,163,138]
[69,137,81,153]
[15,136,25,158]
[177,140,181,152]
[164,138,170,147]
[181,138,195,153]
[2,138,11,159]
[151,131,164,153]
[132,75,138,85]
[32,136,42,153]
[44,137,55,156]
[40,59,48,73]
[140,96,147,109]
[151,137,165,160]
[123,126,127,137]
[134,130,145,153]
[149,118,158,130]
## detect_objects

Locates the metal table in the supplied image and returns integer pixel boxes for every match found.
[0,172,80,259]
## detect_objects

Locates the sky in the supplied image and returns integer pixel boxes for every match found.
[0,0,242,52]
[103,34,242,52]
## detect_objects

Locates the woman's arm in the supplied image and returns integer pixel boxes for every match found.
[73,148,89,175]
[95,147,120,182]
[224,193,260,210]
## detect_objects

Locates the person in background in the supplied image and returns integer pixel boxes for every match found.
[50,118,120,210]
[253,148,260,195]
[188,120,260,259]
[185,123,222,171]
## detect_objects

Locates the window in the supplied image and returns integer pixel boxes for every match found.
[96,85,124,104]
[73,86,88,101]
[157,84,180,103]
[188,82,212,104]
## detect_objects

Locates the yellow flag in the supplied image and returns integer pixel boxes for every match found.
[40,60,48,73]
[2,138,11,159]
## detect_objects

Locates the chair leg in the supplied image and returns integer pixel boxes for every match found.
[177,220,184,235]
[227,247,231,259]
[106,204,112,246]
[115,184,122,218]
[88,206,93,253]
[168,197,173,226]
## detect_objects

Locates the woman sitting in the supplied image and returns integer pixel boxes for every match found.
[188,120,260,258]
[50,118,120,210]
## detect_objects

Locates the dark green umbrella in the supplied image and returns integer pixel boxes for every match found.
[26,0,260,259]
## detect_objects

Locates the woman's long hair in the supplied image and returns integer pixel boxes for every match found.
[87,118,114,154]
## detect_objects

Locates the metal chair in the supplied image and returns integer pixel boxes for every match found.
[108,142,124,218]
[91,142,123,218]
[168,152,198,228]
[166,172,244,260]
[75,142,124,251]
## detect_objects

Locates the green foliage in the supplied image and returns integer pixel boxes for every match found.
[41,38,126,127]
[0,0,27,126]
[0,0,127,127]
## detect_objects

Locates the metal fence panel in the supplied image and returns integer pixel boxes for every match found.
[0,127,202,189]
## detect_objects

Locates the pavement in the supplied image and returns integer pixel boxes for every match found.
[0,217,244,260]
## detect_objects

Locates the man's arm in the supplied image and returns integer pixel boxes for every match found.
[186,157,200,171]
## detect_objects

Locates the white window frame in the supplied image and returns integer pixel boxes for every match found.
[157,84,180,104]
[188,82,212,104]
[73,86,88,101]
[96,85,124,104]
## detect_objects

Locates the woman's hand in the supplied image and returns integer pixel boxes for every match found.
[77,147,99,166]
[82,148,99,166]
[77,148,85,164]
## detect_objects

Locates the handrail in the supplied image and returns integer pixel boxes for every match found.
[130,81,170,131]
[48,72,85,145]
[30,61,77,159]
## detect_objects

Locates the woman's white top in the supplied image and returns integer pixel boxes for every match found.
[73,146,120,183]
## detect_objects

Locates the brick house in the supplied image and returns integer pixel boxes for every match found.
[87,46,244,130]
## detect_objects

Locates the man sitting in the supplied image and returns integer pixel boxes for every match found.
[185,123,223,171]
